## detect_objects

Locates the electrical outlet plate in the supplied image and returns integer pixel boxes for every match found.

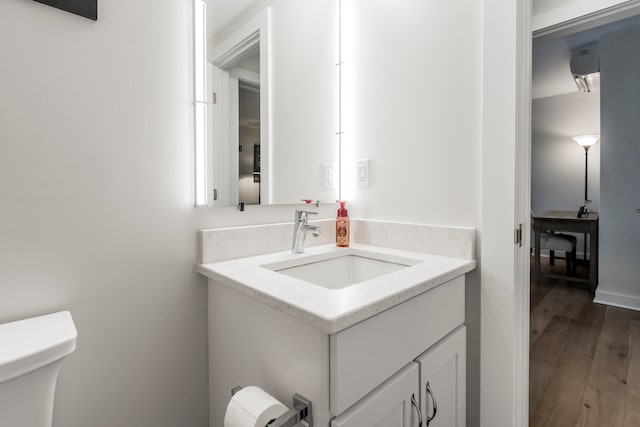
[356,159,370,188]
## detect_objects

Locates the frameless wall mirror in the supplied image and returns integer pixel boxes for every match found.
[195,0,339,207]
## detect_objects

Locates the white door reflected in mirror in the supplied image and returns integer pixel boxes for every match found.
[195,0,340,207]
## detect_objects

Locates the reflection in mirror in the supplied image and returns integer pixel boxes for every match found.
[209,8,267,207]
[205,0,339,207]
[239,80,261,205]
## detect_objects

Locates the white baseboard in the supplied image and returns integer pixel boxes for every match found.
[594,289,640,312]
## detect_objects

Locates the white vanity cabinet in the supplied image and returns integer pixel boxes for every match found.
[331,362,420,427]
[332,327,466,427]
[206,274,467,427]
[417,326,466,427]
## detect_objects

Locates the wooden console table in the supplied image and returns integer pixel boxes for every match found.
[532,210,599,292]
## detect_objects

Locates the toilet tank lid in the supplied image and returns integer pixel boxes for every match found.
[0,311,77,384]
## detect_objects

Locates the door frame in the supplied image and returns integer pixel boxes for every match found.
[511,1,640,426]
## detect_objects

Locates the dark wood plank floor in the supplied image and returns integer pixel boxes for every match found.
[530,257,640,426]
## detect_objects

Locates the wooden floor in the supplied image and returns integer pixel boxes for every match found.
[530,257,640,426]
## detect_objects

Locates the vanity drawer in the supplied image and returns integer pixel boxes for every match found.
[329,276,465,415]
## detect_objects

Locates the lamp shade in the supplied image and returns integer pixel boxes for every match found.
[573,134,600,147]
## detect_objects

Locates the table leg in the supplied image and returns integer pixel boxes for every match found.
[534,229,541,284]
[590,229,599,292]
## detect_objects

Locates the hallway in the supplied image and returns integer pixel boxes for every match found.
[530,258,640,426]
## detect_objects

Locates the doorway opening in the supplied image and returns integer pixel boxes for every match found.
[238,79,261,205]
[529,10,640,425]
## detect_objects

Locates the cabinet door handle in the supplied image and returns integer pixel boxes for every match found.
[426,382,438,426]
[411,393,423,427]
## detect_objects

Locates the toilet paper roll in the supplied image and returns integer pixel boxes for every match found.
[224,386,289,427]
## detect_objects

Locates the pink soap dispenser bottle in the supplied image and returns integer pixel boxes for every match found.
[336,201,350,247]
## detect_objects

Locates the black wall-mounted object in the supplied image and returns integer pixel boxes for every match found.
[33,0,97,21]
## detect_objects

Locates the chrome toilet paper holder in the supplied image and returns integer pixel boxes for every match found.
[231,386,313,427]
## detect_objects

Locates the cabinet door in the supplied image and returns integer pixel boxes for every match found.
[416,326,466,427]
[332,362,420,427]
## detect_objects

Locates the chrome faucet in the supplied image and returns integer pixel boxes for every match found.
[292,210,322,253]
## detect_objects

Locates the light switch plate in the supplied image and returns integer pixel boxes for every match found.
[323,163,336,189]
[356,159,370,188]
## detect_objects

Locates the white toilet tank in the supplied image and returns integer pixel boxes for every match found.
[0,311,77,427]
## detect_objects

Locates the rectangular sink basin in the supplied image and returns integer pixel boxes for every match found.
[262,251,421,290]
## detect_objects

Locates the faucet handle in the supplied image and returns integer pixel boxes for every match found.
[294,210,318,221]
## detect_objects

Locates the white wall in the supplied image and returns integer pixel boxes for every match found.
[531,92,600,254]
[342,1,482,424]
[597,25,640,309]
[0,1,207,425]
[0,1,335,426]
[481,0,531,425]
[343,2,480,227]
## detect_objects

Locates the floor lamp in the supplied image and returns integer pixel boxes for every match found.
[573,134,600,215]
[573,134,600,262]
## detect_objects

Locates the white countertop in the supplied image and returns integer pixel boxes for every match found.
[198,243,476,333]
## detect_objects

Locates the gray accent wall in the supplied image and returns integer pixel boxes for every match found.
[597,26,640,308]
[531,91,600,255]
